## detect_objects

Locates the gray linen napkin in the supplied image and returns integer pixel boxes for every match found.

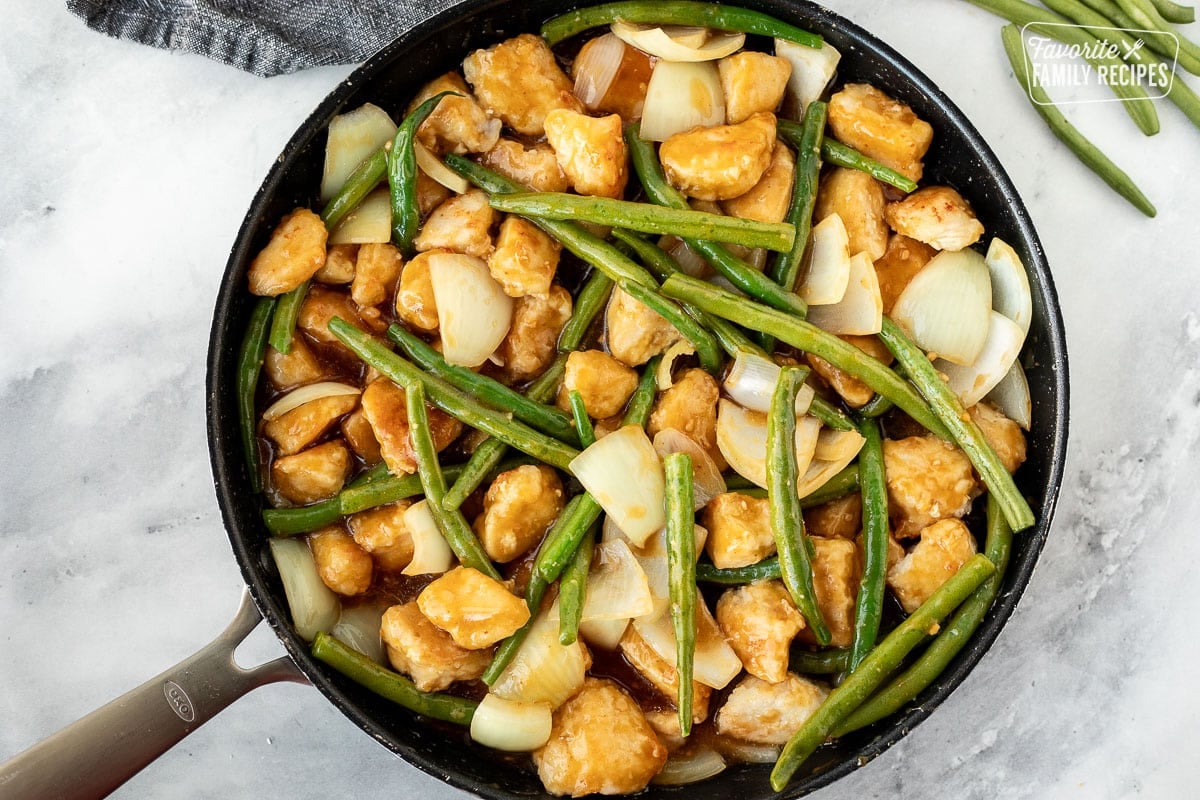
[66,0,461,77]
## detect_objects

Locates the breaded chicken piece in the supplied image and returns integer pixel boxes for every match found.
[381,602,492,692]
[647,368,724,470]
[718,51,792,124]
[701,492,776,569]
[885,185,985,252]
[558,349,638,420]
[408,71,501,155]
[716,580,805,683]
[348,500,415,573]
[827,83,933,183]
[480,138,571,193]
[271,440,352,505]
[815,167,888,261]
[474,465,565,563]
[262,394,358,456]
[660,112,777,201]
[488,216,561,298]
[605,286,683,367]
[543,109,628,199]
[463,34,583,136]
[309,526,373,596]
[882,436,977,539]
[413,189,497,259]
[715,673,828,745]
[248,208,328,296]
[969,401,1027,474]
[500,286,573,383]
[887,518,978,613]
[359,378,463,475]
[417,566,531,649]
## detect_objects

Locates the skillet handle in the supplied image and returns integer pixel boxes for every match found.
[0,589,307,800]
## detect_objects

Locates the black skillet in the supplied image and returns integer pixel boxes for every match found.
[0,1,1069,797]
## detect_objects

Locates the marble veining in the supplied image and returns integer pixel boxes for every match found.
[3,1,1199,798]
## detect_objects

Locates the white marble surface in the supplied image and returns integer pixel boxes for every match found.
[2,1,1199,798]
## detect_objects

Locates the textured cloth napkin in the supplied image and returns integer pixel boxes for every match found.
[66,0,461,77]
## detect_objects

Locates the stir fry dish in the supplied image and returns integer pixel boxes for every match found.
[237,2,1037,794]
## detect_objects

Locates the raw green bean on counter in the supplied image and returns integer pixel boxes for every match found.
[1115,0,1200,67]
[406,382,501,580]
[835,492,1014,734]
[999,24,1157,217]
[820,139,919,194]
[568,390,597,449]
[1149,0,1195,23]
[664,452,697,735]
[625,126,809,318]
[771,103,827,297]
[769,367,831,645]
[237,296,275,494]
[321,149,387,231]
[266,281,308,355]
[878,317,1035,531]
[312,632,477,724]
[557,523,595,646]
[389,91,459,254]
[770,554,997,791]
[848,417,888,673]
[541,0,823,48]
[489,192,796,252]
[329,317,579,470]
[387,325,578,444]
[661,274,951,439]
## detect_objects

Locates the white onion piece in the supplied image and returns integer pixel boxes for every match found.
[652,428,727,510]
[936,311,1026,408]
[612,22,745,62]
[632,599,742,689]
[775,38,841,119]
[725,242,769,271]
[402,500,454,575]
[799,213,851,305]
[580,540,654,621]
[797,433,865,499]
[573,32,626,109]
[652,748,727,785]
[329,186,392,245]
[469,693,554,752]
[656,340,697,390]
[985,358,1033,431]
[261,382,361,422]
[664,236,712,276]
[813,426,866,463]
[805,252,883,335]
[570,425,665,547]
[268,538,340,642]
[722,350,814,415]
[640,60,724,141]
[607,522,707,621]
[891,248,992,365]
[427,253,514,368]
[492,599,589,708]
[578,617,631,650]
[985,237,1032,335]
[716,399,820,489]
[414,141,469,194]
[320,102,397,202]
[330,601,387,664]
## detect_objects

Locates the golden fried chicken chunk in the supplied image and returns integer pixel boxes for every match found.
[660,112,777,201]
[474,465,565,563]
[248,208,328,296]
[463,33,583,136]
[887,518,979,613]
[381,602,492,692]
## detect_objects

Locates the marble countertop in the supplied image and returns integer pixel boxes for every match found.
[3,2,1198,798]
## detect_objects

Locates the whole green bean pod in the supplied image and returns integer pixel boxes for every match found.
[568,390,597,449]
[387,324,577,443]
[820,139,918,194]
[660,274,951,439]
[541,1,823,48]
[321,149,388,231]
[388,91,458,254]
[1149,0,1195,22]
[557,523,596,646]
[1000,24,1156,216]
[770,554,997,790]
[664,452,698,735]
[406,382,501,580]
[848,417,889,672]
[625,126,809,317]
[771,103,827,295]
[237,297,275,494]
[312,632,477,724]
[878,317,1034,531]
[266,281,309,355]
[558,270,614,353]
[622,355,662,427]
[801,463,861,507]
[857,393,894,418]
[489,192,796,252]
[769,367,831,645]
[328,317,579,470]
[696,556,781,585]
[834,493,1014,734]
[346,460,392,489]
[1116,0,1200,66]
[1045,0,1200,83]
[792,647,852,675]
[532,493,603,587]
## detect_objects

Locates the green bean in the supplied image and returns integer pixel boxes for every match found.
[557,524,595,646]
[835,493,1014,734]
[1150,0,1195,21]
[769,553,997,790]
[266,281,308,355]
[387,325,577,444]
[879,316,1035,531]
[622,355,662,427]
[625,126,809,318]
[858,393,894,418]
[1117,0,1200,66]
[664,452,697,735]
[568,390,597,449]
[321,149,387,231]
[237,297,275,494]
[801,463,860,507]
[807,395,858,432]
[771,103,827,300]
[443,356,567,511]
[696,555,780,585]
[490,192,796,253]
[388,91,457,254]
[406,382,501,580]
[346,460,392,489]
[660,274,951,439]
[964,0,1160,135]
[821,139,918,194]
[848,418,888,673]
[558,270,614,353]
[769,367,831,645]
[1047,0,1200,81]
[617,279,725,374]
[328,317,579,470]
[484,574,548,685]
[791,647,851,675]
[541,0,823,48]
[312,632,477,724]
